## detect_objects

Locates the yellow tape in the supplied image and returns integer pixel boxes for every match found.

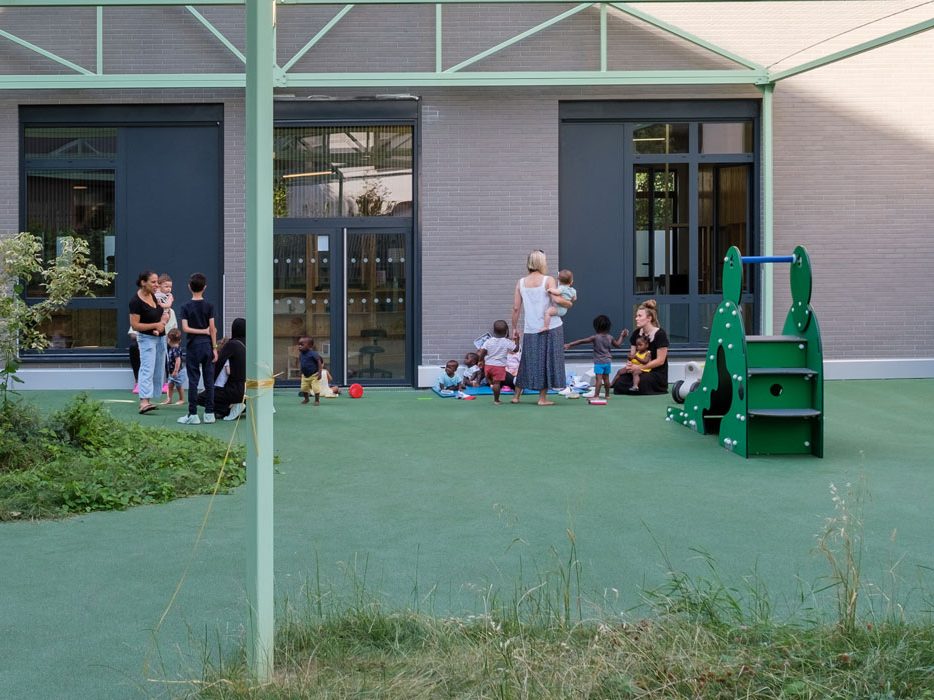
[245,378,276,390]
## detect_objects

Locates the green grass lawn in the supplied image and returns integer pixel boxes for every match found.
[1,380,932,698]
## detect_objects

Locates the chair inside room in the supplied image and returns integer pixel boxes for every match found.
[357,328,391,378]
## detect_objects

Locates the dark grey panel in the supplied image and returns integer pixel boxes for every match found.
[123,125,222,323]
[559,122,627,343]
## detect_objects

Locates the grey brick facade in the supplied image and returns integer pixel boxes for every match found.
[1,2,931,374]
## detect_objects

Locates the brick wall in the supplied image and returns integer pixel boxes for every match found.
[0,2,931,364]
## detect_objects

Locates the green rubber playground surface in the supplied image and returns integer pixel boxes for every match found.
[1,380,932,698]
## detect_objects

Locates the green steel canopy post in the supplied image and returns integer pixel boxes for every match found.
[245,0,276,682]
[759,82,774,334]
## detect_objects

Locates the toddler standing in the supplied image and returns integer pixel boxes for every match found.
[478,320,519,404]
[564,314,628,402]
[298,336,325,405]
[162,328,187,405]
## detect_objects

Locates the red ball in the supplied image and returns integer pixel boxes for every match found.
[349,383,364,399]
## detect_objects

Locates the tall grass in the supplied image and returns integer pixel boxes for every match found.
[185,483,934,699]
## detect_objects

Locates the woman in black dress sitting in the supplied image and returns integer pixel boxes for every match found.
[611,299,670,395]
[199,317,246,419]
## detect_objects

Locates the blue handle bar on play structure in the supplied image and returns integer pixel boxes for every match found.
[741,255,795,264]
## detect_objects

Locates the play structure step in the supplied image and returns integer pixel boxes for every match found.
[747,408,822,418]
[746,335,809,367]
[747,367,818,377]
[746,335,806,343]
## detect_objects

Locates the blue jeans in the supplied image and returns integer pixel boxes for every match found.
[137,333,166,401]
[186,342,215,415]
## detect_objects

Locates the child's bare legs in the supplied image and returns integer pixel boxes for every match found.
[491,380,502,404]
[541,305,557,332]
[160,385,173,404]
[630,368,642,392]
[593,373,604,399]
[601,373,610,399]
[314,392,320,406]
[301,392,309,404]
[176,383,185,404]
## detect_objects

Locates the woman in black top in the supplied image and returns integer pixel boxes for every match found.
[128,270,169,413]
[199,317,246,419]
[611,299,670,395]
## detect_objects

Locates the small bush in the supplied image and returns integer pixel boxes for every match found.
[0,394,244,520]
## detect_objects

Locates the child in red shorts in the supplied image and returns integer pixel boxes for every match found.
[478,320,520,405]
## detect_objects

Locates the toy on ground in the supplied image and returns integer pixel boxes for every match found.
[666,245,823,457]
[348,383,364,399]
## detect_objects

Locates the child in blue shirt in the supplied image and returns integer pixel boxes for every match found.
[436,360,463,393]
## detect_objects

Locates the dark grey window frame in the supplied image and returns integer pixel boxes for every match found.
[272,98,420,386]
[560,99,759,352]
[19,104,225,363]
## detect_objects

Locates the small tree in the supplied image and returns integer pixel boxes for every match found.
[0,233,115,403]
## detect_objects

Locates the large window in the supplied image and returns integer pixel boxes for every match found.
[274,125,413,218]
[23,128,119,349]
[21,105,225,358]
[559,101,757,350]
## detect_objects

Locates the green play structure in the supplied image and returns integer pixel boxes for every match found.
[667,245,823,457]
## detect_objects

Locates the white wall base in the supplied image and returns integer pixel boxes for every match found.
[12,358,934,391]
[15,367,135,391]
[416,358,934,388]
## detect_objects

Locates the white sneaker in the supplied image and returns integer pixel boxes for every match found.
[177,414,201,425]
[582,389,596,399]
[224,403,245,421]
[558,387,574,396]
[203,413,216,424]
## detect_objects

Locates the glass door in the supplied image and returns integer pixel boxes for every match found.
[273,232,333,382]
[344,229,408,384]
[272,226,409,385]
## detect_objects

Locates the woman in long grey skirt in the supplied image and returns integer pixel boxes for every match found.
[511,250,571,406]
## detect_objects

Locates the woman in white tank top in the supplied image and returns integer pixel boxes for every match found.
[510,250,570,405]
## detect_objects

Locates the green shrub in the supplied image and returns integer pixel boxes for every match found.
[0,394,244,520]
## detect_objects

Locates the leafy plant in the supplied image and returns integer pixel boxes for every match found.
[0,394,244,520]
[0,233,114,405]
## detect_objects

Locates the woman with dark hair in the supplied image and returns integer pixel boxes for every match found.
[611,299,670,395]
[510,250,570,406]
[199,317,246,419]
[128,270,168,414]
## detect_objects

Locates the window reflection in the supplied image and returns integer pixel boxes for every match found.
[698,164,750,294]
[274,126,413,218]
[36,308,118,349]
[25,169,116,298]
[23,127,117,160]
[633,123,689,154]
[273,234,331,381]
[700,122,752,154]
[634,164,689,295]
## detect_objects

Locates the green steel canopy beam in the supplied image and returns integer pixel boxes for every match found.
[445,2,593,73]
[281,3,353,72]
[287,68,765,86]
[0,69,764,89]
[768,16,934,83]
[609,2,764,70]
[187,5,247,63]
[0,28,95,74]
[0,73,246,88]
